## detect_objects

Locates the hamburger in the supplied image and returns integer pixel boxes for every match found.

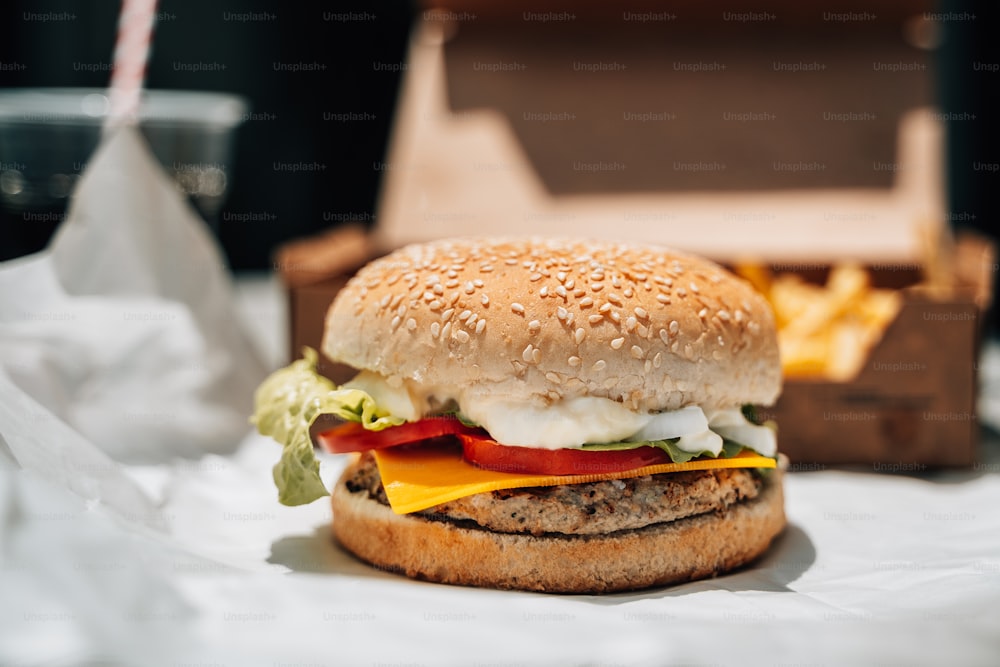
[253,237,786,593]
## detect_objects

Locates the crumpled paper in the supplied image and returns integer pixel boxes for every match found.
[0,126,267,463]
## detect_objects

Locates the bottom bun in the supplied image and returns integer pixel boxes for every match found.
[331,458,786,594]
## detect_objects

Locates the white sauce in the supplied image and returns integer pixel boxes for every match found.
[344,372,776,456]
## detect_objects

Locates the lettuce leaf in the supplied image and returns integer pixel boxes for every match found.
[251,348,404,506]
[581,437,747,463]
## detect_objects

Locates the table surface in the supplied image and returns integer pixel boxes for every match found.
[1,272,998,667]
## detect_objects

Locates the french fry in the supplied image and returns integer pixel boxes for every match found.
[744,262,902,381]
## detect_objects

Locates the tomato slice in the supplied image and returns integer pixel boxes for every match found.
[457,433,673,476]
[316,416,481,454]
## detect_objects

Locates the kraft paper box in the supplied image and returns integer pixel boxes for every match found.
[277,5,988,466]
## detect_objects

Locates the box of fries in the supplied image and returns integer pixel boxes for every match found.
[277,6,992,468]
[739,234,992,468]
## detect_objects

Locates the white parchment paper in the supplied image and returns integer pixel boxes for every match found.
[1,129,998,665]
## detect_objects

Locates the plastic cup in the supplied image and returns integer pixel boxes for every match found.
[0,88,248,224]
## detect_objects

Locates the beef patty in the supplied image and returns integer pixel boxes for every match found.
[342,452,764,536]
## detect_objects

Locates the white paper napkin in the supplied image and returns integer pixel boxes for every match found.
[0,126,267,464]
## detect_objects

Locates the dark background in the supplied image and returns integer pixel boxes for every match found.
[0,0,996,272]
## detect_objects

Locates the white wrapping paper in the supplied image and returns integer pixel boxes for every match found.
[0,127,266,462]
[1,130,999,665]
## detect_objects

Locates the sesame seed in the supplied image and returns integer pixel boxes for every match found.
[426,275,441,285]
[599,302,612,313]
[445,280,460,289]
[430,322,441,338]
[607,293,622,306]
[391,315,401,329]
[656,294,671,304]
[634,306,649,319]
[555,285,568,299]
[473,279,484,288]
[528,320,541,333]
[637,324,649,338]
[689,282,700,293]
[476,319,487,334]
[433,284,444,295]
[623,288,634,297]
[698,308,708,319]
[653,352,663,368]
[557,307,569,321]
[590,272,604,281]
[625,316,637,332]
[718,335,725,346]
[579,297,594,308]
[530,273,542,282]
[611,276,621,288]
[592,360,607,371]
[441,322,452,340]
[505,259,518,265]
[610,337,625,350]
[481,265,494,272]
[677,288,687,297]
[717,309,731,321]
[467,313,478,326]
[379,294,391,309]
[568,356,581,367]
[566,280,576,290]
[573,289,586,298]
[588,314,604,324]
[511,302,525,314]
[396,303,407,317]
[442,308,455,321]
[532,348,542,363]
[481,294,490,306]
[591,282,604,292]
[609,311,621,323]
[458,310,472,321]
[684,344,694,359]
[429,299,443,311]
[545,372,563,384]
[574,328,586,344]
[659,328,670,344]
[522,344,534,363]
[456,330,470,343]
[390,294,405,309]
[734,309,745,323]
[540,286,549,297]
[464,282,475,294]
[669,320,680,335]
[557,272,567,282]
[630,345,644,359]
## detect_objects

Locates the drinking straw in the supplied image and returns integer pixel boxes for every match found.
[106,0,159,128]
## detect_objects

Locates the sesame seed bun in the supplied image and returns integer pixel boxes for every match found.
[322,237,780,413]
[331,456,787,594]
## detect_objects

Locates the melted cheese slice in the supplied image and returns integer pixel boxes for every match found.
[373,446,777,515]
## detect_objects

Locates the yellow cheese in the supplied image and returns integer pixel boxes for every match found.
[373,446,777,515]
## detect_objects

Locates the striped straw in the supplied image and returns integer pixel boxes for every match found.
[106,0,159,128]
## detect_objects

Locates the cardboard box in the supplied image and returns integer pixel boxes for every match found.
[277,8,988,466]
